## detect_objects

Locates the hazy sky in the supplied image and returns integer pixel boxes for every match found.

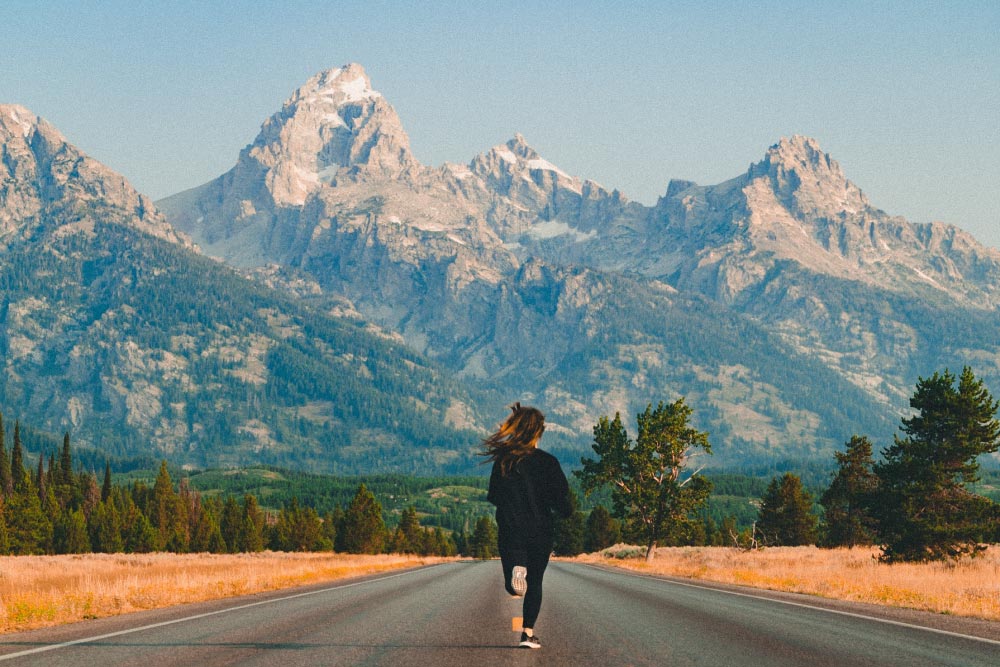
[3,1,998,246]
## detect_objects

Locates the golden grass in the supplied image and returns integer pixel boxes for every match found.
[575,545,1000,621]
[0,552,448,633]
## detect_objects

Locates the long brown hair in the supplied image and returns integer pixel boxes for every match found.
[480,403,546,475]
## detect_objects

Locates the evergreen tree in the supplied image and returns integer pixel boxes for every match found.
[220,496,243,552]
[393,506,422,554]
[469,515,498,559]
[60,433,74,487]
[10,421,27,491]
[757,473,818,546]
[241,495,266,552]
[0,414,11,497]
[101,462,113,502]
[577,400,713,562]
[873,367,1000,562]
[553,490,586,556]
[59,508,91,554]
[5,481,53,554]
[338,484,386,554]
[272,498,324,551]
[150,461,188,552]
[89,499,124,553]
[584,504,622,552]
[0,501,8,554]
[821,435,878,547]
[321,510,339,552]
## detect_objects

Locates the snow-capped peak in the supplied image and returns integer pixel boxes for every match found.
[290,63,382,109]
[0,104,38,138]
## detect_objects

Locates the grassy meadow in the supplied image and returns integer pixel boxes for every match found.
[579,545,1000,621]
[0,552,446,633]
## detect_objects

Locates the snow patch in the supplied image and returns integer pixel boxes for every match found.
[447,163,473,180]
[318,164,340,183]
[526,158,571,180]
[496,148,519,164]
[528,219,597,242]
[448,234,467,246]
[336,76,381,103]
[6,107,31,137]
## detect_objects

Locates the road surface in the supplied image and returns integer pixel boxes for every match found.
[1,561,997,666]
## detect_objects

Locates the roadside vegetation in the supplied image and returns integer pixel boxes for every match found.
[576,545,1000,622]
[0,552,444,633]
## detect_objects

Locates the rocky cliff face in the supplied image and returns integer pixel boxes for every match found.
[1,104,188,247]
[157,67,1000,464]
[0,104,482,472]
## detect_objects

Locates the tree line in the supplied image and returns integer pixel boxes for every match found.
[0,414,458,557]
[575,367,1000,562]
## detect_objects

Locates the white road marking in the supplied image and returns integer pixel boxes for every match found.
[0,565,441,661]
[577,562,1000,647]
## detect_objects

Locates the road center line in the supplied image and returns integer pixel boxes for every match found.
[0,564,443,662]
[575,562,1000,647]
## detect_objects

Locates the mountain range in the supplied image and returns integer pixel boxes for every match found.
[4,64,1000,471]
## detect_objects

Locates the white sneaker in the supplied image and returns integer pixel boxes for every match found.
[512,566,528,597]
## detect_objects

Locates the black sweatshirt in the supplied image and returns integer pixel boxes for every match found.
[487,448,572,539]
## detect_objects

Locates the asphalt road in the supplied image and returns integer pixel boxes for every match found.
[1,561,998,666]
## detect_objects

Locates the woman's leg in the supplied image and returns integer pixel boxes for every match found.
[521,535,552,629]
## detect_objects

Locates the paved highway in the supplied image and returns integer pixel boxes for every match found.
[1,561,997,666]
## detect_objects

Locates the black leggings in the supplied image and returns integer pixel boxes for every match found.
[499,532,552,629]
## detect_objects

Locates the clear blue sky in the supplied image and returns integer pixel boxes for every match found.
[3,1,998,246]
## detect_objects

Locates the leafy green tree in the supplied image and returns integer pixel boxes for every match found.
[757,473,818,546]
[577,400,713,562]
[584,504,622,552]
[821,435,878,547]
[469,515,498,559]
[553,490,586,556]
[873,367,1000,562]
[338,484,386,554]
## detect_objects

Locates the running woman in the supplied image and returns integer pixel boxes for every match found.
[483,403,572,649]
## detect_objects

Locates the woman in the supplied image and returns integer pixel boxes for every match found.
[483,403,572,649]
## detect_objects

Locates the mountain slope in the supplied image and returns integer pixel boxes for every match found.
[0,103,484,473]
[156,65,1000,465]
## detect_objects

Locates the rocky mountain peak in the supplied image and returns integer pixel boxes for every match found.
[0,104,39,140]
[745,134,869,220]
[241,64,418,206]
[0,105,187,246]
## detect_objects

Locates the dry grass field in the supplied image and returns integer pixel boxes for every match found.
[0,552,448,634]
[577,545,1000,621]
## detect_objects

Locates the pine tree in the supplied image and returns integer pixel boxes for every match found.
[873,367,1000,562]
[89,499,124,553]
[821,435,878,547]
[0,413,11,497]
[67,509,91,553]
[60,433,73,487]
[577,400,713,561]
[553,490,586,556]
[757,473,818,546]
[101,462,113,502]
[338,484,386,554]
[241,495,266,552]
[220,496,243,552]
[10,421,27,491]
[395,506,422,554]
[469,515,498,559]
[150,461,187,552]
[584,504,622,552]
